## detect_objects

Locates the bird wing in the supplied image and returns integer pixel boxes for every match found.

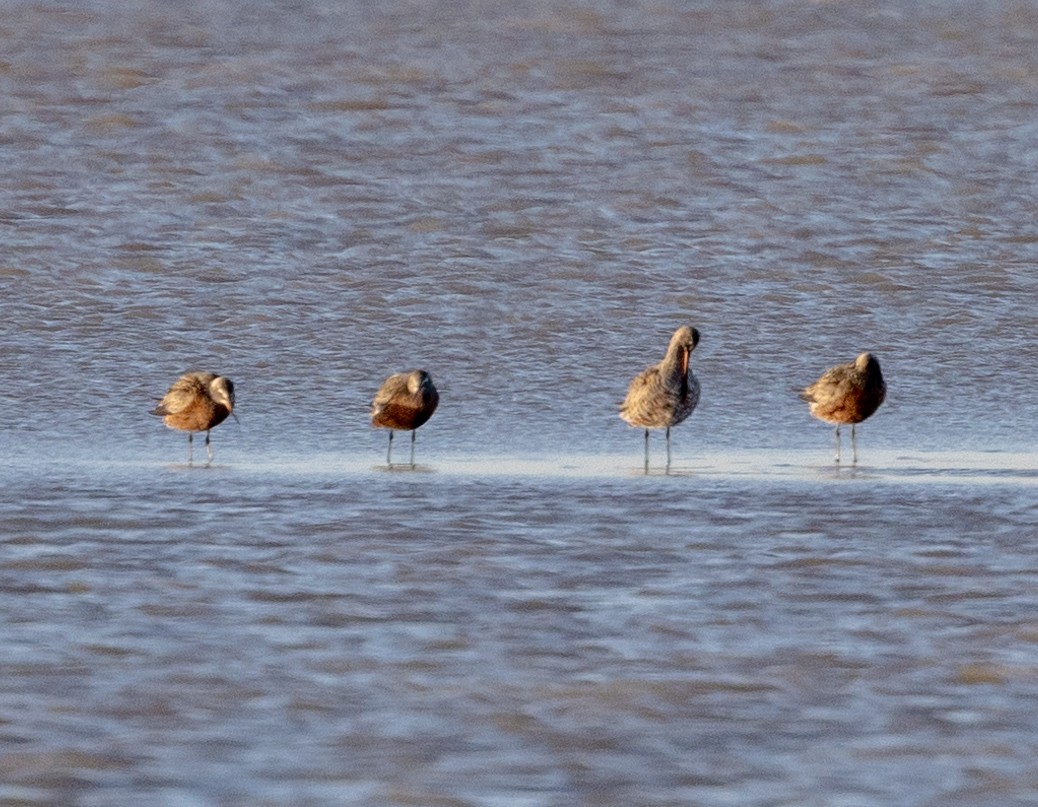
[371,373,408,416]
[152,374,205,416]
[802,364,856,404]
[619,365,664,423]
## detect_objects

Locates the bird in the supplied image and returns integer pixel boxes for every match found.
[620,325,701,473]
[371,369,439,468]
[152,372,236,465]
[800,352,886,464]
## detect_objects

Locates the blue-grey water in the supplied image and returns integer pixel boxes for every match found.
[1,1,1037,805]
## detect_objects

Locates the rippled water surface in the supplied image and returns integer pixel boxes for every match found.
[1,1,1037,805]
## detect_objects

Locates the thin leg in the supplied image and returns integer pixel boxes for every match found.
[665,426,672,472]
[851,424,858,465]
[410,430,417,468]
[643,429,650,474]
[386,431,394,465]
[834,425,841,464]
[187,433,194,465]
[205,430,213,464]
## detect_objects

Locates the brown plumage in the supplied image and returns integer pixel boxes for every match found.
[620,325,701,472]
[371,369,439,467]
[801,352,886,464]
[152,372,236,465]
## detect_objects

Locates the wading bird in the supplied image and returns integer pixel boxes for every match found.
[371,369,439,468]
[620,325,701,473]
[800,352,885,464]
[152,372,236,465]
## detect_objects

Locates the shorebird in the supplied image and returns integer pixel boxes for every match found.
[620,325,701,473]
[800,352,886,464]
[371,369,439,468]
[152,372,236,465]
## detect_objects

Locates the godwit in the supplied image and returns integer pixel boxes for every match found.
[620,325,701,472]
[800,352,886,464]
[152,372,236,465]
[371,369,439,468]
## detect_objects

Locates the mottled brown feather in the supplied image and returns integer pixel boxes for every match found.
[801,352,885,425]
[620,325,701,429]
[371,370,439,432]
[153,372,235,433]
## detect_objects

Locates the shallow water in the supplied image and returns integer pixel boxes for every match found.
[2,454,1037,807]
[1,1,1038,805]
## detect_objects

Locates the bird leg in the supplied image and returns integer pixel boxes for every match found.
[665,426,672,473]
[410,429,417,468]
[187,433,193,465]
[643,429,650,474]
[834,425,841,464]
[205,430,213,465]
[851,424,858,465]
[386,430,394,465]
